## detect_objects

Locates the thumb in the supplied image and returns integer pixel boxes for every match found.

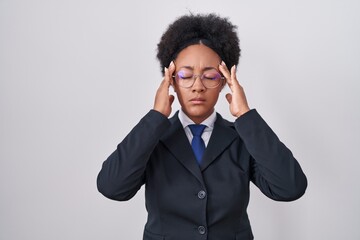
[225,93,232,104]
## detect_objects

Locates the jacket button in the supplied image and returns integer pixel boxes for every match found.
[198,225,206,234]
[198,190,206,199]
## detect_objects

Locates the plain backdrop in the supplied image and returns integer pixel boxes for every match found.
[1,0,360,239]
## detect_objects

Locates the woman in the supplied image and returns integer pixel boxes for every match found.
[97,13,307,240]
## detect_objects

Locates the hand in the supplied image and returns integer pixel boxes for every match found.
[219,62,250,118]
[153,61,175,117]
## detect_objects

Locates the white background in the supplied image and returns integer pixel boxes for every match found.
[1,0,360,239]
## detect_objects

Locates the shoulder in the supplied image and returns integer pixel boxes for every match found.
[215,112,235,129]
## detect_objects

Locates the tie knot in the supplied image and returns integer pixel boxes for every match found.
[188,124,206,137]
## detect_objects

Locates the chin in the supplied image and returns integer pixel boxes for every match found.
[185,106,213,120]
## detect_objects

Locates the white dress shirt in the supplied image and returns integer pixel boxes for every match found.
[178,109,217,147]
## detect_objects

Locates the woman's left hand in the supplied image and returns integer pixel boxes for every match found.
[219,62,250,118]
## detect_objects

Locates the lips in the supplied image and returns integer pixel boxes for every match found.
[190,97,206,104]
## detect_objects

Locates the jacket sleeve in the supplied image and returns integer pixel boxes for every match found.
[234,109,307,201]
[97,110,170,201]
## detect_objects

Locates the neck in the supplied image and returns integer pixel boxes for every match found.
[183,108,215,124]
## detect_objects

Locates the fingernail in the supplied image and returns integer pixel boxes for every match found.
[169,61,174,67]
[221,61,226,66]
[164,67,168,72]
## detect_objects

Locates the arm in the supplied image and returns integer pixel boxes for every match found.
[235,109,307,201]
[97,62,176,201]
[97,110,170,201]
[219,62,307,201]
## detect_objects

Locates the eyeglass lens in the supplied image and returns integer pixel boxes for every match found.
[175,69,222,88]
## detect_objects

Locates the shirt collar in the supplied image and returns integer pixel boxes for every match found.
[178,108,217,129]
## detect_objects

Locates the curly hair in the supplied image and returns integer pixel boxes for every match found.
[156,13,240,75]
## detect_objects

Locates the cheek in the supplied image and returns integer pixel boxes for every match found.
[209,89,221,102]
[174,87,187,101]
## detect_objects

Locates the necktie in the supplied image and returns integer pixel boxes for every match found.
[188,124,206,164]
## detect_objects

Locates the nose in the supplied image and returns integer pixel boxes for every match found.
[191,75,205,92]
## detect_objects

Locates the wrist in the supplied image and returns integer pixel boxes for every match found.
[234,107,250,118]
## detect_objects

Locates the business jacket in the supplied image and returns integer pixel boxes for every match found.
[97,109,307,240]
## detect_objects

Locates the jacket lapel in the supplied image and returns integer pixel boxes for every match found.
[200,113,238,171]
[160,112,205,186]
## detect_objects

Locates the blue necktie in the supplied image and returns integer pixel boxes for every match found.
[188,124,206,164]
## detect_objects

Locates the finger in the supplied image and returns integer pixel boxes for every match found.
[228,65,241,87]
[230,65,239,83]
[220,62,239,88]
[225,93,232,104]
[231,65,236,78]
[162,67,171,87]
[168,61,175,85]
[230,65,244,88]
[219,61,231,84]
[168,61,175,72]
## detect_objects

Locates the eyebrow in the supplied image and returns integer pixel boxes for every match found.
[179,66,218,71]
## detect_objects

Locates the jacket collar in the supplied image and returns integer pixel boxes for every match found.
[160,111,238,185]
[200,113,238,171]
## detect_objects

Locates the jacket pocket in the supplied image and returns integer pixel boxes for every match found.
[235,227,254,240]
[143,229,165,240]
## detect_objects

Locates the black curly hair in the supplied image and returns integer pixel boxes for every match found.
[157,13,240,75]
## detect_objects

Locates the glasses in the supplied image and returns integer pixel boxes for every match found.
[172,68,224,89]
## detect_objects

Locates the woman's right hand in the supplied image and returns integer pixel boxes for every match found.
[153,61,176,117]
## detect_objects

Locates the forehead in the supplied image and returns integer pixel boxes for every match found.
[174,44,221,69]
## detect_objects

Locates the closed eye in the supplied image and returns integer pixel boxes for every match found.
[203,73,220,80]
[179,76,193,80]
[177,71,193,80]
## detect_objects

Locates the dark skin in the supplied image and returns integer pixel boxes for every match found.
[153,44,250,122]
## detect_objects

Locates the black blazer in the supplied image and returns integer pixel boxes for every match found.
[97,109,307,240]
